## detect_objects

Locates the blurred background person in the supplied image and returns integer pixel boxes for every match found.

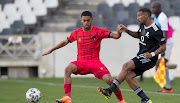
[151,1,173,93]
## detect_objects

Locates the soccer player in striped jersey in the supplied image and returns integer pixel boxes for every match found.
[42,11,126,103]
[98,8,166,103]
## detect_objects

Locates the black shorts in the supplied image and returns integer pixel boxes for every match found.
[132,54,158,76]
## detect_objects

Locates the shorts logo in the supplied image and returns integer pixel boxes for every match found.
[136,54,151,64]
[100,67,103,70]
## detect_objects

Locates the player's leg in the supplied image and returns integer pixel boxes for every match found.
[97,60,135,98]
[56,63,77,103]
[101,74,126,103]
[125,71,152,103]
[64,63,77,97]
[108,60,135,92]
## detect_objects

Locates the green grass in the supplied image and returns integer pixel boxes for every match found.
[0,77,180,103]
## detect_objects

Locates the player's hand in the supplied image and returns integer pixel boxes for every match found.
[42,50,53,56]
[117,25,122,34]
[143,52,152,59]
[119,24,127,32]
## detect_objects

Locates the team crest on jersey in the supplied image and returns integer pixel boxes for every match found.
[145,32,149,38]
[100,67,103,70]
[93,36,96,41]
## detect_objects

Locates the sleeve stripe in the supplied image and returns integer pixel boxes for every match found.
[67,37,72,43]
[108,32,112,38]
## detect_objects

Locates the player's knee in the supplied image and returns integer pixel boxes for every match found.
[106,80,113,85]
[107,78,113,85]
[64,67,71,75]
[64,65,76,75]
[122,62,130,71]
[103,75,113,85]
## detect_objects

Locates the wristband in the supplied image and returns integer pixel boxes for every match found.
[150,52,155,57]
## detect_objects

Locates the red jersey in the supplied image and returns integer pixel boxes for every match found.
[67,26,111,60]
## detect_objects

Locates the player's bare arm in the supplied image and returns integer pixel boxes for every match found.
[143,43,166,58]
[119,24,139,38]
[161,31,168,57]
[109,25,122,39]
[42,39,69,56]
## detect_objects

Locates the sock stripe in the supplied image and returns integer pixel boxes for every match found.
[134,88,142,94]
[113,79,120,86]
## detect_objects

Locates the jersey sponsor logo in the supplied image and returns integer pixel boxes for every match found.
[78,38,81,42]
[100,67,103,70]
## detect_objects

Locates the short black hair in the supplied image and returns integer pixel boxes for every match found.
[138,8,152,16]
[81,11,92,17]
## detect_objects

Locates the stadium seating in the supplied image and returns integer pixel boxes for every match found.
[11,20,25,34]
[14,0,29,7]
[18,4,37,26]
[29,0,47,17]
[0,0,14,8]
[75,19,82,28]
[105,18,119,30]
[44,0,59,9]
[106,0,120,7]
[0,28,13,35]
[128,3,140,18]
[136,0,150,7]
[116,10,129,22]
[97,3,110,14]
[112,3,125,12]
[3,4,21,24]
[0,12,11,33]
[0,0,180,33]
[121,0,135,7]
[0,4,1,12]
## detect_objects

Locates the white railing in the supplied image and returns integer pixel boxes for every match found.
[0,35,40,60]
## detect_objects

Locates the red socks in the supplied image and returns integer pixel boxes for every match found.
[114,90,123,102]
[64,83,123,101]
[64,84,71,97]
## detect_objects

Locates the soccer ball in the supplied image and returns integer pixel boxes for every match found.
[26,88,41,103]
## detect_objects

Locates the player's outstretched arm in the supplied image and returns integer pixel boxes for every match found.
[119,24,139,38]
[42,39,69,56]
[109,25,122,39]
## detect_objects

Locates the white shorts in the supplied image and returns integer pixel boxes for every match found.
[158,38,173,60]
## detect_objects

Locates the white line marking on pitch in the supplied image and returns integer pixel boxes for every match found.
[1,79,180,96]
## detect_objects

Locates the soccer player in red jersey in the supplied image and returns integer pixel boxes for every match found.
[42,11,126,103]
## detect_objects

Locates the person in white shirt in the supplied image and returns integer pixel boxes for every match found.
[151,1,173,93]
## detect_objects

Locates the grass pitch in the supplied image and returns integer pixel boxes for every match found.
[0,77,180,103]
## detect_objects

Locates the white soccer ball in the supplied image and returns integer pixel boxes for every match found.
[26,88,41,103]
